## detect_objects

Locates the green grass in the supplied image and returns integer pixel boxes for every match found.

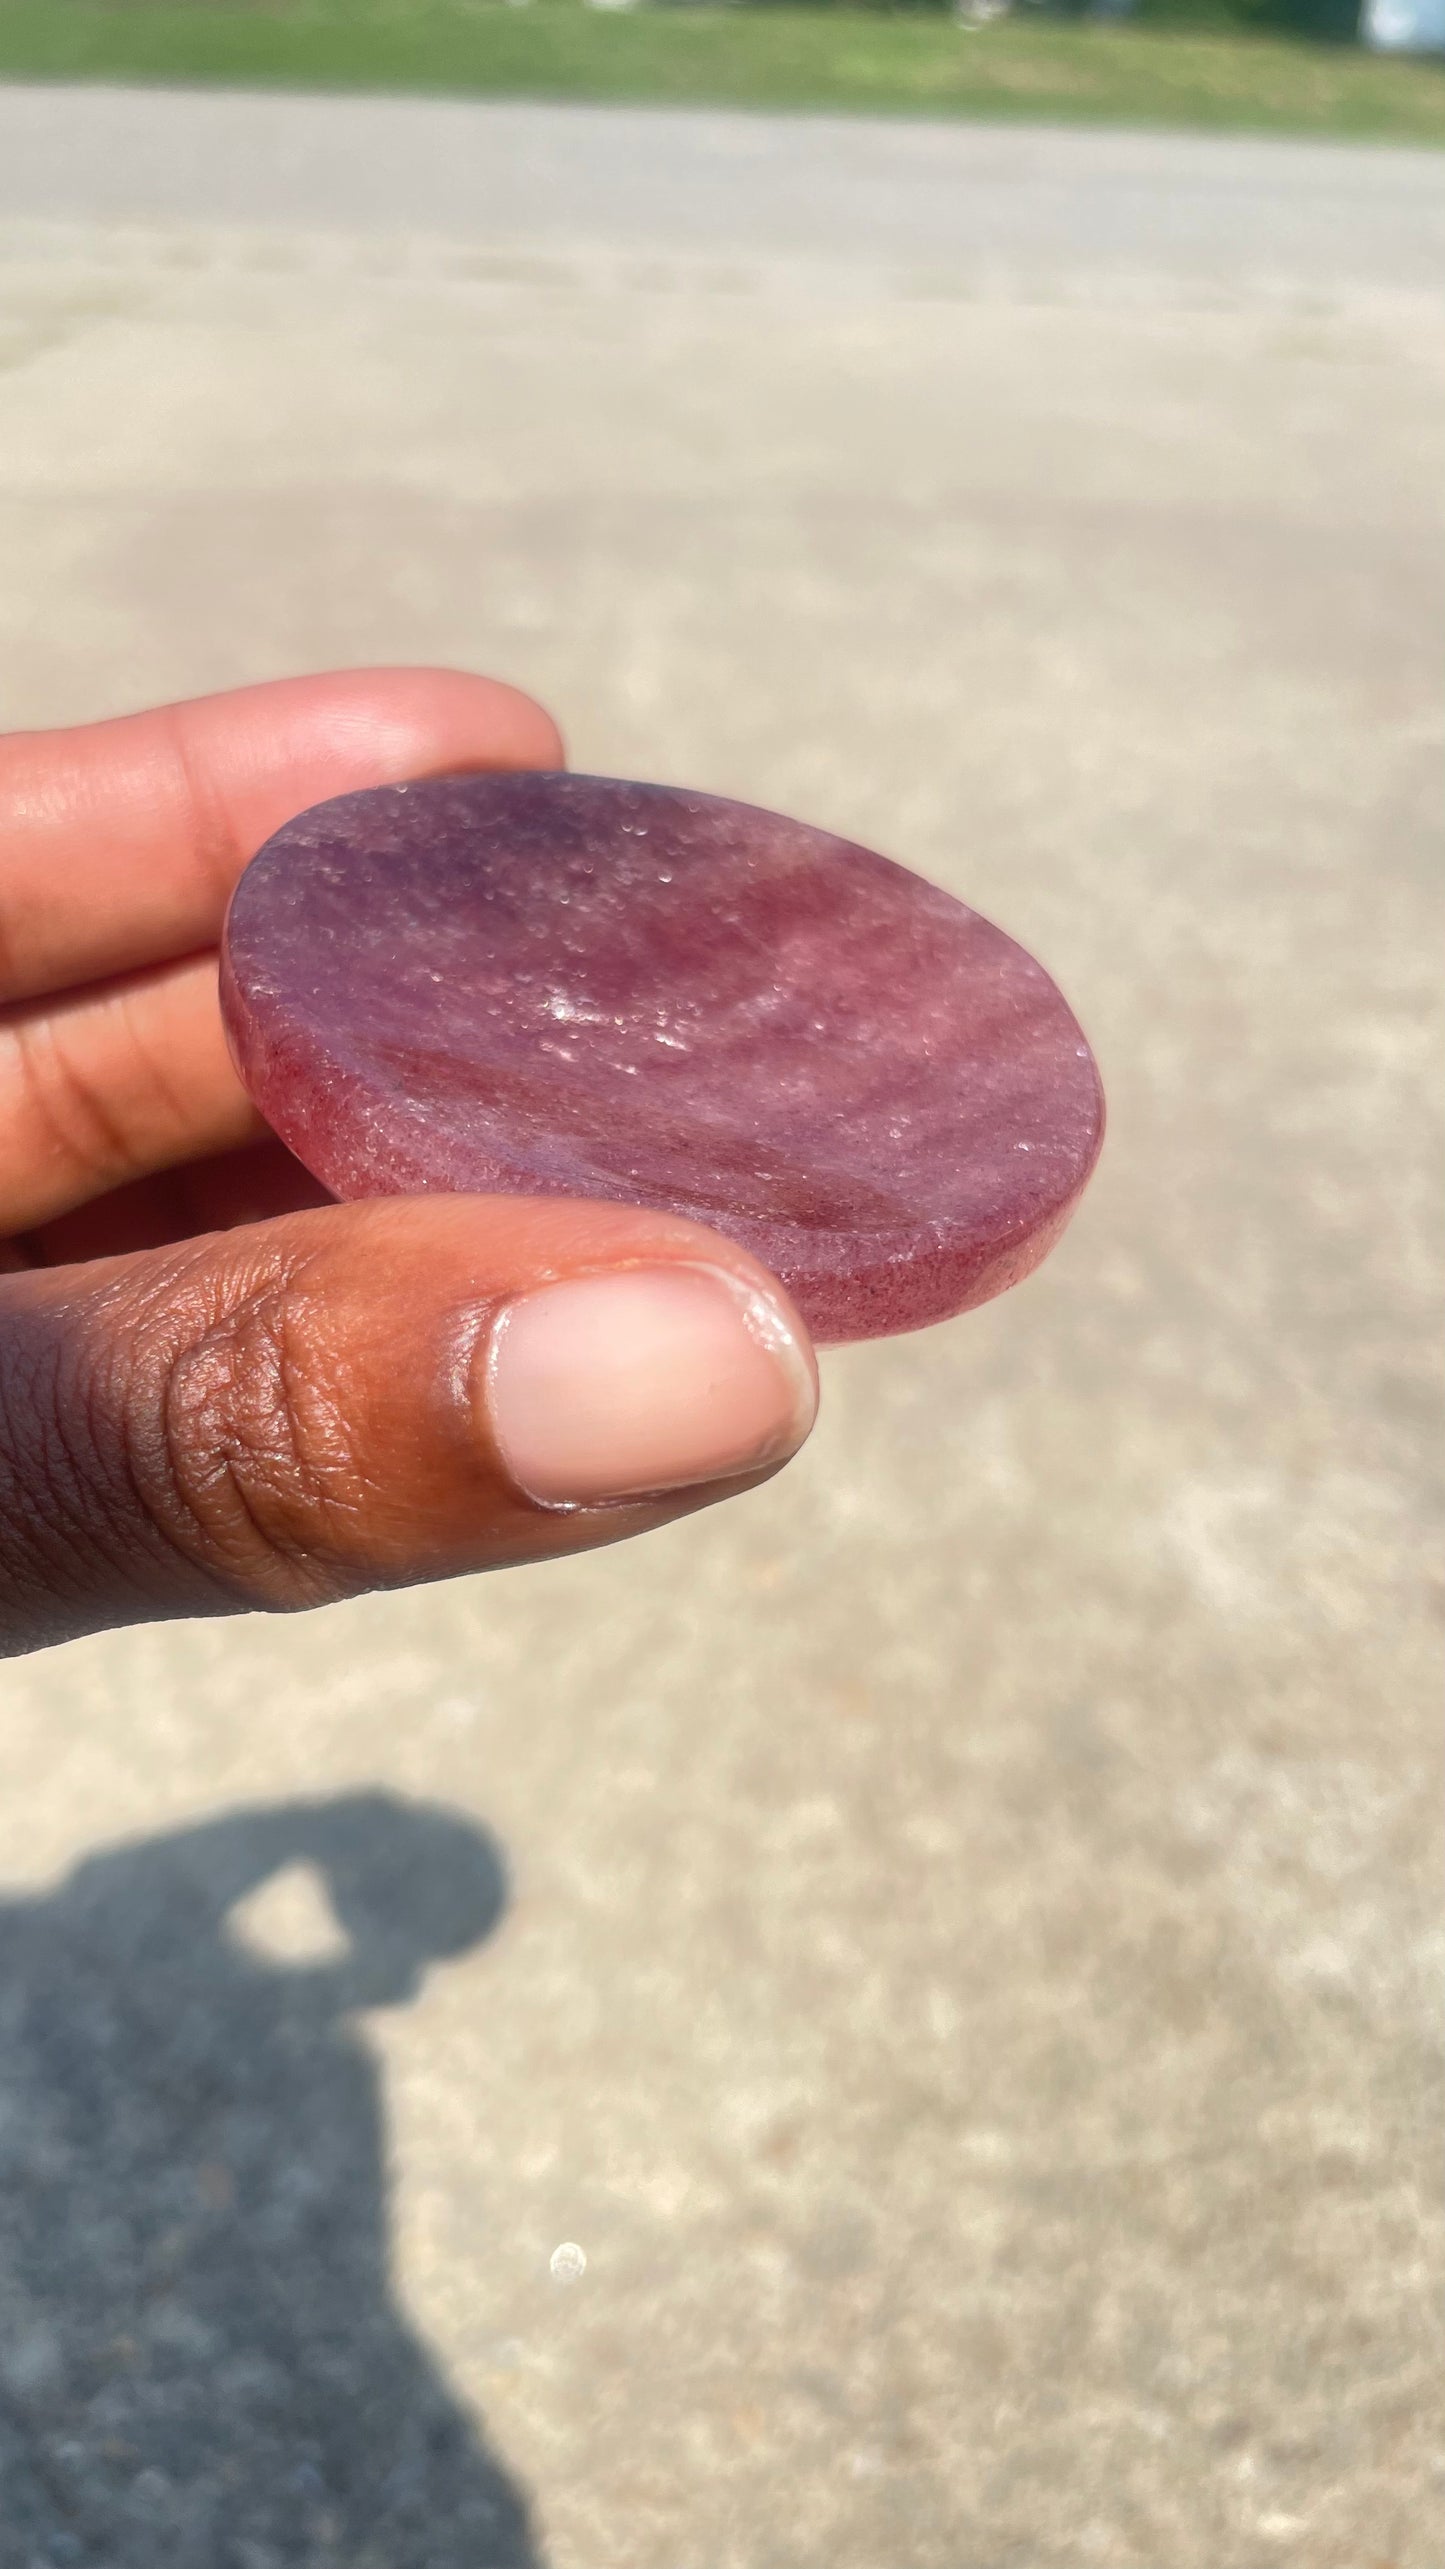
[1,0,1443,142]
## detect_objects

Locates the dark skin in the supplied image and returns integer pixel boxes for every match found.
[0,669,816,1657]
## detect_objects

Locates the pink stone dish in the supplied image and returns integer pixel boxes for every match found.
[220,772,1104,1345]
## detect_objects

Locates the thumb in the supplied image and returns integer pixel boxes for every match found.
[0,1195,818,1658]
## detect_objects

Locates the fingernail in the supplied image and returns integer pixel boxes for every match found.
[482,1263,818,1509]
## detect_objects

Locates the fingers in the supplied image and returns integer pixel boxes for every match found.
[17,1140,335,1268]
[0,951,263,1235]
[0,1195,818,1658]
[0,667,562,1007]
[0,666,562,1229]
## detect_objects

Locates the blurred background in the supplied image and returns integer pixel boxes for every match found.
[0,13,1442,2569]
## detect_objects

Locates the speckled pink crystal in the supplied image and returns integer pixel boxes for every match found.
[220,772,1103,1344]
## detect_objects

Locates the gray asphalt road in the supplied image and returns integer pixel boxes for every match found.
[3,81,1445,293]
[0,87,1441,2569]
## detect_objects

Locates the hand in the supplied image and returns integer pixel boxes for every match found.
[0,670,817,1658]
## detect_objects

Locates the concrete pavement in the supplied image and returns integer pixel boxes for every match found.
[0,89,1440,2568]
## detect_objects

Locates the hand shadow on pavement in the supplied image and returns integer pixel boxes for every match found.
[0,1792,540,2569]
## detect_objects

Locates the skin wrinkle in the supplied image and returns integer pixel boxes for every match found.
[0,1251,350,1629]
[0,972,217,1214]
[0,1293,203,1637]
[109,959,237,1161]
[61,1292,211,1599]
[157,1260,483,1611]
[3,1006,139,1206]
[157,1278,359,1609]
[161,699,249,930]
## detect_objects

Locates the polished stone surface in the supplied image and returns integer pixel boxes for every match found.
[0,97,1440,2569]
[223,773,1104,1342]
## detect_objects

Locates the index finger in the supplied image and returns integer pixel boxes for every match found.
[0,667,563,1007]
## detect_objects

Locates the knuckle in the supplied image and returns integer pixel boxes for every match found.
[0,1289,209,1644]
[0,1252,388,1653]
[154,1276,375,1611]
[3,1009,137,1208]
[0,980,206,1235]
